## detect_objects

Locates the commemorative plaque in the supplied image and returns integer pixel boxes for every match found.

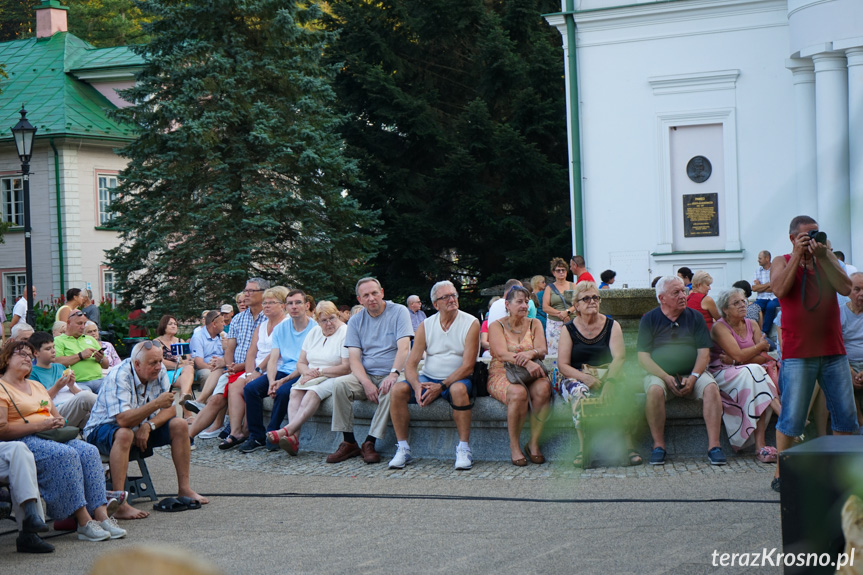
[686,155,712,183]
[683,193,719,237]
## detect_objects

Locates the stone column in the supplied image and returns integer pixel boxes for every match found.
[843,46,863,264]
[811,51,850,253]
[786,59,817,218]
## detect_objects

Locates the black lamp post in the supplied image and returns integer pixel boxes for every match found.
[10,106,37,328]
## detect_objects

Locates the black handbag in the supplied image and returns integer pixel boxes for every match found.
[472,361,489,397]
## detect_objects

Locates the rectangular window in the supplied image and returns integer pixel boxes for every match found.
[98,174,119,226]
[3,272,26,313]
[102,269,116,303]
[1,176,23,226]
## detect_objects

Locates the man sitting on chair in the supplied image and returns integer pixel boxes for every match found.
[84,341,208,520]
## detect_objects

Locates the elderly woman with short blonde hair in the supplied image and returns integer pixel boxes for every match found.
[266,300,351,454]
[686,270,720,331]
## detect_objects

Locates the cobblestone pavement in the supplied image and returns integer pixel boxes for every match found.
[163,437,777,481]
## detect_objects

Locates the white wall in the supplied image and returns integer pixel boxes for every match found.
[568,0,799,289]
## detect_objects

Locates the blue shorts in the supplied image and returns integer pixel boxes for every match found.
[776,355,860,437]
[407,375,472,406]
[86,420,180,457]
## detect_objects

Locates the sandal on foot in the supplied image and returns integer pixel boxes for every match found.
[757,446,777,463]
[628,450,643,466]
[266,428,287,445]
[279,433,299,456]
[573,454,584,468]
[524,444,545,464]
[218,435,246,451]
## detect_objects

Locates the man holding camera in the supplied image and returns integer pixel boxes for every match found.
[770,215,860,492]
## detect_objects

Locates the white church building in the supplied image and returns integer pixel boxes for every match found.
[546,0,862,288]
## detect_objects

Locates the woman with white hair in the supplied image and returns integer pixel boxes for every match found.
[83,322,121,368]
[709,288,781,462]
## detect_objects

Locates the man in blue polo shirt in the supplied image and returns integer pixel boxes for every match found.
[239,289,315,453]
[189,311,226,403]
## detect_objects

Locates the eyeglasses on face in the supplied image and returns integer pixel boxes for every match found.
[578,295,601,303]
[243,288,265,294]
[554,268,567,273]
[261,300,281,306]
[13,349,34,361]
[434,293,458,303]
[318,315,338,324]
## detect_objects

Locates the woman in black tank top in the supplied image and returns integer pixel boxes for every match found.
[558,282,641,467]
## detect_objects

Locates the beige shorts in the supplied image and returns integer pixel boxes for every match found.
[643,372,716,401]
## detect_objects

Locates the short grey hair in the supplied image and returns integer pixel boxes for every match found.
[355,277,382,296]
[10,322,34,339]
[131,341,150,362]
[654,276,683,303]
[248,277,270,290]
[715,288,746,319]
[84,321,98,331]
[429,281,456,303]
[407,295,420,305]
[851,272,863,281]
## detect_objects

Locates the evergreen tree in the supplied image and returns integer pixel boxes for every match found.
[66,0,150,47]
[326,0,570,304]
[107,0,378,322]
[0,0,39,42]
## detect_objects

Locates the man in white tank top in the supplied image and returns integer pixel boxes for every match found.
[389,281,480,470]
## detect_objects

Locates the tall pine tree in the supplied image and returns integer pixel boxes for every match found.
[107,0,378,320]
[326,0,570,304]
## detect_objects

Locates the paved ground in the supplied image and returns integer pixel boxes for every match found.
[1,439,783,574]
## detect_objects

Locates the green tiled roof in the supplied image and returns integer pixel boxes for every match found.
[0,32,144,143]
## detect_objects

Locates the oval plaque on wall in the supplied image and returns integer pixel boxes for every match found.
[686,155,712,183]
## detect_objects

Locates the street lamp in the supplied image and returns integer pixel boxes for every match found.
[10,106,37,327]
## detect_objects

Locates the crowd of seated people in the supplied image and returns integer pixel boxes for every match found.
[16,248,859,544]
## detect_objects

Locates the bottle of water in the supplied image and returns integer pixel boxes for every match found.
[551,360,560,395]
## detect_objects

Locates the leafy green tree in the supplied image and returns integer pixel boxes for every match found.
[107,0,379,323]
[66,0,150,47]
[326,0,570,303]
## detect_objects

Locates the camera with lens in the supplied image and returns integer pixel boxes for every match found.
[807,229,827,244]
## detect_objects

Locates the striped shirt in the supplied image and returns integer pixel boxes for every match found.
[227,308,265,364]
[83,359,170,439]
[754,266,776,301]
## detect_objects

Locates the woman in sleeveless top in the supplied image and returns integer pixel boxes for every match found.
[558,282,641,466]
[218,286,288,449]
[154,314,195,401]
[709,288,781,461]
[488,286,552,466]
[543,257,576,357]
[686,270,720,331]
[56,288,85,323]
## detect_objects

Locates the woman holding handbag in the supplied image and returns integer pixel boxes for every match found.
[488,286,552,466]
[543,257,576,357]
[0,339,127,542]
[558,282,641,467]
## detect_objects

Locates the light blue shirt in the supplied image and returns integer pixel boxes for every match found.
[271,318,317,374]
[189,326,224,363]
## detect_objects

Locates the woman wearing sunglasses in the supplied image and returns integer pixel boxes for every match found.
[542,257,576,357]
[558,281,641,467]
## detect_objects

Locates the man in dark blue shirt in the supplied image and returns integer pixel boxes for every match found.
[638,276,725,466]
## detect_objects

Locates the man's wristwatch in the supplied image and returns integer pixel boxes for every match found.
[390,369,400,377]
[147,421,156,432]
[690,372,701,379]
[439,382,447,391]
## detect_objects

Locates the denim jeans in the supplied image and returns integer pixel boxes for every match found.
[243,372,297,443]
[776,355,859,437]
[754,298,780,336]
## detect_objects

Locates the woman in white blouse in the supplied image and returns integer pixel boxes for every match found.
[266,301,350,454]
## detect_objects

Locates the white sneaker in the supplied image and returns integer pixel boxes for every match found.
[77,520,110,541]
[99,517,127,539]
[388,445,413,469]
[455,445,473,470]
[197,426,225,439]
